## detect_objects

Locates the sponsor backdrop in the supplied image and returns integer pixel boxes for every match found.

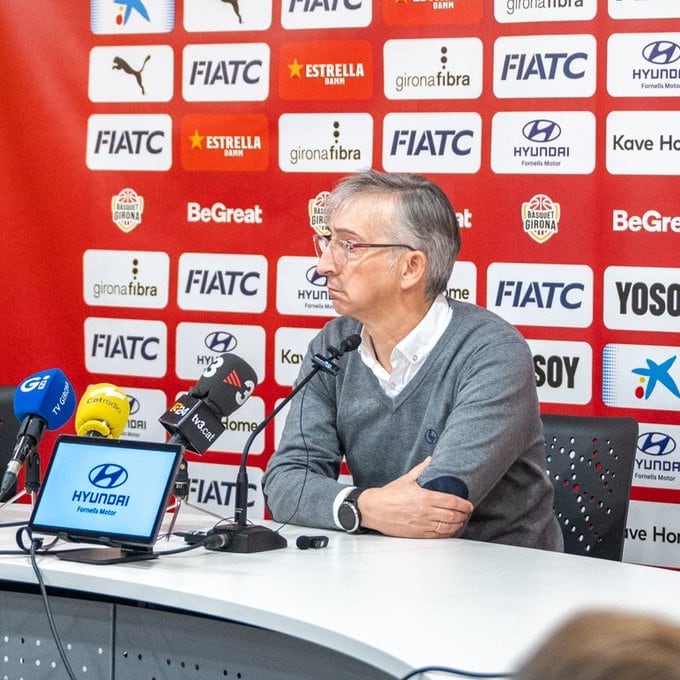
[1,1,678,566]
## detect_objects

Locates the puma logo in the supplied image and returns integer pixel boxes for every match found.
[112,55,151,95]
[220,0,243,24]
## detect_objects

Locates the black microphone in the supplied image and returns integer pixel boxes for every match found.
[296,535,329,550]
[159,353,257,454]
[421,475,469,499]
[216,334,361,554]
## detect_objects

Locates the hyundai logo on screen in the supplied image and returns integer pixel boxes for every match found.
[642,41,680,65]
[204,331,238,353]
[88,463,129,489]
[638,432,677,457]
[522,119,562,143]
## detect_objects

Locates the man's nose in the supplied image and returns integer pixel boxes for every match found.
[316,242,339,276]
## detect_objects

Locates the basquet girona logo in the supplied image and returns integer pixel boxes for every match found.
[180,113,269,171]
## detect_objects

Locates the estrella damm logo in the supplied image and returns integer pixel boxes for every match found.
[382,0,482,26]
[279,40,372,100]
[180,114,269,171]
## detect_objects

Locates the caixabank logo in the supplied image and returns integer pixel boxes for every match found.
[493,33,596,98]
[383,0,482,26]
[603,343,680,411]
[89,45,173,102]
[91,0,174,34]
[382,112,481,173]
[491,111,595,174]
[180,114,269,171]
[607,33,680,97]
[383,38,482,100]
[603,266,680,333]
[182,43,270,102]
[278,113,372,172]
[184,0,273,32]
[279,40,372,100]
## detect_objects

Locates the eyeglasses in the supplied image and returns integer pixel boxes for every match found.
[313,234,416,263]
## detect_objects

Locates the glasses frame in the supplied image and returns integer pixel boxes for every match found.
[313,234,416,262]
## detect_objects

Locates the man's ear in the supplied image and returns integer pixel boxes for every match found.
[400,250,427,291]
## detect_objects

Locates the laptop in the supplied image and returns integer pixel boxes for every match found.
[28,434,183,564]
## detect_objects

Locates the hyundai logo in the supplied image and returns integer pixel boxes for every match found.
[205,331,238,353]
[306,267,327,287]
[642,40,680,65]
[638,432,677,457]
[89,464,128,489]
[126,394,140,416]
[522,119,561,143]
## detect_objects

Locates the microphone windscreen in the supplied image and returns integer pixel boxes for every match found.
[421,475,469,500]
[13,368,76,430]
[296,535,312,550]
[340,334,362,354]
[194,353,257,418]
[75,383,130,438]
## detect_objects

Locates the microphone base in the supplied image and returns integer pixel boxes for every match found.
[212,523,288,553]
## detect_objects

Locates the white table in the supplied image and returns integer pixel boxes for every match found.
[2,504,680,679]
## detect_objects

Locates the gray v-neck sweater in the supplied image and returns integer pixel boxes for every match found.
[263,299,563,551]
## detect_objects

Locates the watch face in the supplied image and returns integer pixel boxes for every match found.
[338,502,357,532]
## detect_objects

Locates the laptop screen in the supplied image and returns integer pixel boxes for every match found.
[29,434,183,551]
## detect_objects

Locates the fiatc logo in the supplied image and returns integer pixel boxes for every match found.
[606,111,680,175]
[278,113,372,173]
[603,343,680,411]
[384,0,482,26]
[85,317,167,378]
[87,114,171,171]
[383,38,483,100]
[607,33,680,97]
[177,253,267,313]
[604,266,680,333]
[279,40,372,101]
[382,112,481,174]
[89,45,174,103]
[487,263,593,328]
[493,33,596,98]
[183,0,273,31]
[182,43,269,102]
[181,114,269,172]
[91,0,174,34]
[491,111,596,174]
[281,0,371,30]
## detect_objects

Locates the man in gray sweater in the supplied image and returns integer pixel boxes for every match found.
[262,170,563,551]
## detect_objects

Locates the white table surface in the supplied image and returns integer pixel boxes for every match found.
[2,504,680,678]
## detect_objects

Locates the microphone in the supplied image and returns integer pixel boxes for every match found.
[421,475,469,499]
[159,353,257,454]
[75,383,130,438]
[0,368,76,500]
[217,334,361,554]
[296,535,329,550]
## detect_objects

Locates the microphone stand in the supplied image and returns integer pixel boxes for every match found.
[0,448,41,510]
[214,346,345,553]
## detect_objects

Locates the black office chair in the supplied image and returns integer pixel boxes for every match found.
[541,413,638,561]
[0,386,19,502]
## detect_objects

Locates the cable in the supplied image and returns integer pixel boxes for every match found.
[154,540,210,556]
[0,519,30,529]
[28,534,78,680]
[400,666,514,679]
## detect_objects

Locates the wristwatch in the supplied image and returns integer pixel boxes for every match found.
[338,487,364,533]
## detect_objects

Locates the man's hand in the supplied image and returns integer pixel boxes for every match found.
[357,457,474,538]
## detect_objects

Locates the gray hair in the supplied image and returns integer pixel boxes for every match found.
[326,170,460,301]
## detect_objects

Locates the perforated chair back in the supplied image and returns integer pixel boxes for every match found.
[541,413,638,561]
[0,386,19,501]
